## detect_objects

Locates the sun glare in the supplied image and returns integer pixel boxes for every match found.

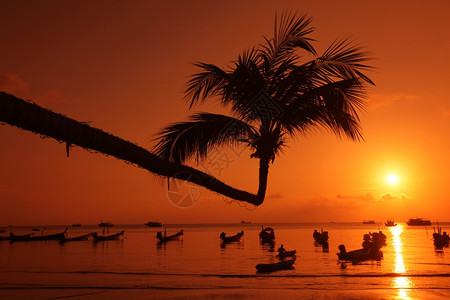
[387,174,399,185]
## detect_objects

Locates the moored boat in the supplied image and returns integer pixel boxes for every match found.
[313,229,329,245]
[407,218,431,226]
[385,220,397,227]
[93,230,124,242]
[29,228,68,241]
[259,226,275,243]
[156,230,184,243]
[98,222,114,227]
[60,232,94,243]
[145,221,162,227]
[9,233,33,242]
[220,231,244,244]
[255,257,295,272]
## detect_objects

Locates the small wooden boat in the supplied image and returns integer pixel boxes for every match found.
[60,232,94,243]
[72,223,82,227]
[385,220,397,227]
[337,244,383,262]
[255,257,296,272]
[220,231,244,244]
[259,226,275,243]
[433,225,449,249]
[29,228,68,241]
[156,230,183,243]
[145,221,162,227]
[313,229,329,245]
[93,230,124,242]
[9,233,32,242]
[98,222,114,227]
[276,250,296,258]
[0,235,10,241]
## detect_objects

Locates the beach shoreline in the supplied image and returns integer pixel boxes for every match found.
[0,287,446,300]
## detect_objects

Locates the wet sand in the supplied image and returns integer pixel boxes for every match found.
[0,288,447,300]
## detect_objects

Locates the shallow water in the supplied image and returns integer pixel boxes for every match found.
[1,223,450,299]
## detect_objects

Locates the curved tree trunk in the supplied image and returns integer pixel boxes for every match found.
[0,92,265,205]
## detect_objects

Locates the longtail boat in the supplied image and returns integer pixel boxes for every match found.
[29,228,68,241]
[259,226,275,243]
[220,231,244,244]
[9,233,33,242]
[156,230,183,243]
[60,232,94,243]
[255,257,296,272]
[93,230,124,242]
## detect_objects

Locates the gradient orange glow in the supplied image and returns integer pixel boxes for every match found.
[1,1,450,225]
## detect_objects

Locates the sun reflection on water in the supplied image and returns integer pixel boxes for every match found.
[390,225,413,299]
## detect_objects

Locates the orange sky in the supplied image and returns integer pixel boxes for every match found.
[1,1,450,225]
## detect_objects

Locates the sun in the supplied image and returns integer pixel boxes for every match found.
[386,174,399,185]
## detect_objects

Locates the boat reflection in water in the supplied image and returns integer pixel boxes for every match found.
[390,225,413,300]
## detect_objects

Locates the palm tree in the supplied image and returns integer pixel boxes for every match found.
[154,12,374,205]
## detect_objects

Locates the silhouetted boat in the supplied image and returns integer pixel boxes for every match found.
[145,221,162,227]
[0,229,6,233]
[31,228,40,232]
[255,257,295,272]
[337,246,383,262]
[337,232,384,262]
[93,230,124,242]
[220,231,244,244]
[259,226,275,243]
[60,232,94,243]
[385,220,397,227]
[407,218,431,226]
[276,250,296,259]
[98,222,114,227]
[156,230,184,243]
[433,225,449,249]
[9,233,33,242]
[29,228,68,241]
[313,229,329,245]
[240,220,252,224]
[0,234,10,241]
[72,223,82,227]
[362,220,375,224]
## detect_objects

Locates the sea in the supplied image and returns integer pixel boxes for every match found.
[1,222,450,299]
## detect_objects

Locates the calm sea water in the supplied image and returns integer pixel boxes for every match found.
[1,223,450,299]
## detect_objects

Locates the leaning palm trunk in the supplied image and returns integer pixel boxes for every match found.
[0,92,265,205]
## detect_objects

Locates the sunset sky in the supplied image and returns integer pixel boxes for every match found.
[1,1,450,226]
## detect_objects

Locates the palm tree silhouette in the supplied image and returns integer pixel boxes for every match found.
[154,12,374,205]
[0,12,374,206]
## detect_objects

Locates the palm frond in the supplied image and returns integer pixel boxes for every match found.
[315,38,374,85]
[153,113,255,164]
[260,11,316,71]
[184,63,229,108]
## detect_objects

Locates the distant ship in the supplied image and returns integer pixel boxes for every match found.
[98,222,114,227]
[72,223,81,227]
[406,218,431,226]
[145,221,162,227]
[362,220,376,224]
[241,220,252,224]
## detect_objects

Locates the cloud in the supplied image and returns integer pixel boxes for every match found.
[35,89,70,105]
[377,192,409,201]
[0,74,28,94]
[368,93,418,109]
